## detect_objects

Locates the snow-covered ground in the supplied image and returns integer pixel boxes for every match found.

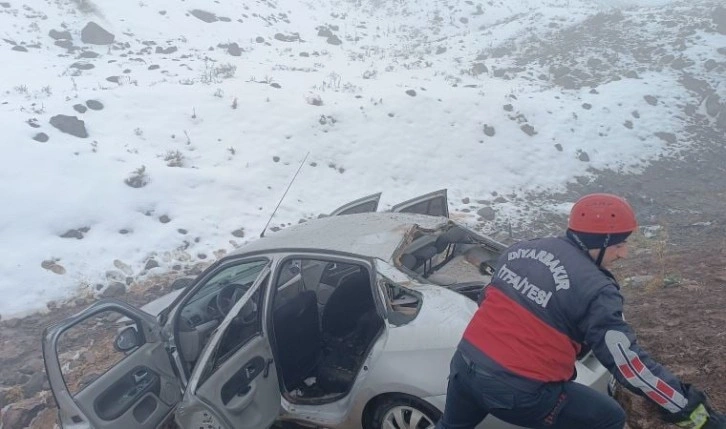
[0,0,724,317]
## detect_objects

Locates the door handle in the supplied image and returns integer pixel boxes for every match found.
[263,358,274,378]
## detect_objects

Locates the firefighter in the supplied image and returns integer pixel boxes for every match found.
[436,193,725,429]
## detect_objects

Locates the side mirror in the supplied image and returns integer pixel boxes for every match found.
[114,326,141,352]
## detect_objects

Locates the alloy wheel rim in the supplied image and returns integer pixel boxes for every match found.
[381,405,435,429]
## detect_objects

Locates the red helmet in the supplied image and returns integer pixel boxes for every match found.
[568,193,637,234]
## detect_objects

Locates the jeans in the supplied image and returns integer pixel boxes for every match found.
[435,351,626,429]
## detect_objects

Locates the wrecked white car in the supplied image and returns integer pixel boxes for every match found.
[42,190,613,429]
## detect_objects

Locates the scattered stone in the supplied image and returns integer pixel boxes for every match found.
[190,9,217,23]
[477,206,496,221]
[50,115,88,138]
[106,76,119,83]
[554,143,563,151]
[625,275,654,288]
[680,75,711,96]
[655,132,677,144]
[317,26,334,38]
[503,104,513,112]
[155,46,177,54]
[1,397,45,429]
[73,104,87,113]
[706,94,722,117]
[483,125,496,137]
[101,282,126,298]
[227,43,242,56]
[714,6,726,34]
[624,120,634,129]
[81,22,115,45]
[270,82,281,89]
[78,50,99,58]
[148,64,160,70]
[41,260,66,275]
[144,259,160,270]
[255,36,265,43]
[705,59,718,72]
[405,89,417,97]
[471,62,488,75]
[632,110,640,119]
[273,156,280,162]
[27,119,40,128]
[231,228,245,238]
[55,40,74,49]
[86,99,104,110]
[644,95,658,106]
[578,151,590,162]
[33,133,49,142]
[12,45,28,52]
[299,51,309,57]
[462,197,470,204]
[582,103,592,110]
[113,259,133,276]
[274,33,300,42]
[670,57,692,70]
[159,215,171,224]
[436,46,447,54]
[327,35,342,45]
[60,227,89,239]
[0,2,10,7]
[22,373,47,398]
[218,17,231,22]
[49,29,72,40]
[71,62,94,70]
[520,124,537,136]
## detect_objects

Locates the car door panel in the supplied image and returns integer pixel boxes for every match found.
[329,192,381,216]
[177,266,280,429]
[43,300,182,429]
[391,189,449,218]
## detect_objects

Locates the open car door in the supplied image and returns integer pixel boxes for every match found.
[176,265,280,429]
[42,300,182,429]
[391,189,449,218]
[329,192,381,216]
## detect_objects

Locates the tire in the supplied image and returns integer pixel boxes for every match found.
[370,395,442,429]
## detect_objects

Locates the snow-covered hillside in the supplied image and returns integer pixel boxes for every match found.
[1,0,724,317]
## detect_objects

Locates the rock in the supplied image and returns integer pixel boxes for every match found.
[705,59,718,72]
[227,42,242,56]
[12,45,28,52]
[73,104,87,113]
[101,282,126,298]
[554,143,563,151]
[582,103,592,110]
[106,76,119,83]
[680,74,711,96]
[503,104,513,112]
[654,132,677,144]
[625,275,654,288]
[78,50,99,58]
[33,133,49,142]
[144,259,160,270]
[255,36,265,43]
[22,373,47,398]
[71,62,94,70]
[471,62,488,75]
[715,6,726,34]
[81,22,115,45]
[60,228,86,239]
[274,33,300,42]
[483,125,496,137]
[578,151,590,162]
[232,228,245,238]
[50,115,88,138]
[55,40,74,49]
[270,82,281,89]
[49,29,72,40]
[624,120,634,129]
[159,215,171,224]
[643,95,658,106]
[326,35,342,45]
[706,94,722,117]
[155,46,177,54]
[436,46,447,54]
[190,9,217,23]
[462,197,470,204]
[86,99,104,110]
[317,26,333,38]
[1,396,45,429]
[148,64,160,70]
[520,124,537,136]
[405,89,417,97]
[477,206,496,221]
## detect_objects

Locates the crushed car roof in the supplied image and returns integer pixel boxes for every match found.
[233,212,449,261]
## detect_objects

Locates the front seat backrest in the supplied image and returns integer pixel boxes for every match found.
[321,271,373,338]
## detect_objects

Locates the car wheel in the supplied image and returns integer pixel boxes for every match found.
[370,395,441,429]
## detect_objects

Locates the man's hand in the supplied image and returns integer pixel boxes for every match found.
[660,385,725,429]
[703,412,726,429]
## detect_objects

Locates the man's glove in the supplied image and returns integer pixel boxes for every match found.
[661,385,724,429]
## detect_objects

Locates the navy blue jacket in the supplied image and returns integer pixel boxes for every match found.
[460,236,690,413]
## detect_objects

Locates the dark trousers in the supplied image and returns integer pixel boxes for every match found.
[435,351,626,429]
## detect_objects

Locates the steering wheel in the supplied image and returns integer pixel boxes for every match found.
[216,283,257,324]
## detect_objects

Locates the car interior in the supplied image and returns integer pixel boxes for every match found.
[270,258,385,404]
[397,224,503,302]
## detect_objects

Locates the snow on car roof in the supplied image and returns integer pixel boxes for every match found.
[232,212,449,261]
